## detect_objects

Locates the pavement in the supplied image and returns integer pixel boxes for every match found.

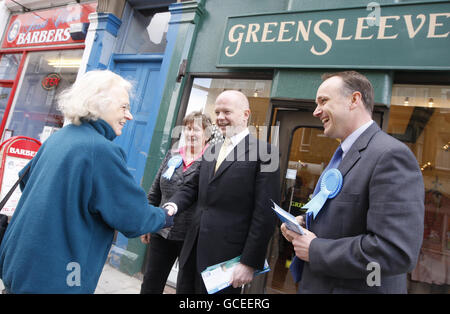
[95,263,176,294]
[0,263,176,294]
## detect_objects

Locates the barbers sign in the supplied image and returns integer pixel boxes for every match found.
[217,1,449,70]
[2,3,96,49]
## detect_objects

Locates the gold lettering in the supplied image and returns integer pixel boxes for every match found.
[355,17,374,40]
[261,22,278,42]
[277,21,295,42]
[427,13,450,38]
[245,23,260,43]
[336,18,352,40]
[377,15,400,39]
[225,24,245,57]
[311,19,333,56]
[404,14,426,38]
[295,20,312,41]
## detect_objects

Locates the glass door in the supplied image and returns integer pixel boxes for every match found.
[266,106,339,294]
[266,105,383,293]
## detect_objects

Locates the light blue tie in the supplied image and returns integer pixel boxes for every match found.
[307,145,343,229]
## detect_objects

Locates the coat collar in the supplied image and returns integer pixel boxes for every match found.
[84,119,117,141]
[338,122,381,177]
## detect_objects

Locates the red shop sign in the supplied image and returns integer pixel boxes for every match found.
[41,73,61,90]
[6,138,40,159]
[0,136,41,216]
[2,2,97,49]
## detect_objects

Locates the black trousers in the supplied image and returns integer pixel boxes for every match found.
[176,236,204,294]
[176,239,241,295]
[140,233,184,294]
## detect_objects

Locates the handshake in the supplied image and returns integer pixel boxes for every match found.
[161,203,177,229]
[141,203,177,244]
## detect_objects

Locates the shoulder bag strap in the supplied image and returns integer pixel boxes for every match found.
[0,165,31,210]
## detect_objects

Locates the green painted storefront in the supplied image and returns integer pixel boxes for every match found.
[137,0,449,293]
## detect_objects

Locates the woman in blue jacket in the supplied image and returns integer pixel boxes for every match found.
[0,70,171,294]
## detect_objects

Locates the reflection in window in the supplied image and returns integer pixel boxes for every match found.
[284,127,339,214]
[389,84,450,293]
[0,54,22,80]
[185,78,272,140]
[6,50,83,142]
[391,84,450,109]
[0,86,12,122]
[121,11,170,54]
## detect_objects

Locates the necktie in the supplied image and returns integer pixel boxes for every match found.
[292,145,344,283]
[215,137,231,172]
[307,145,343,229]
[312,145,343,197]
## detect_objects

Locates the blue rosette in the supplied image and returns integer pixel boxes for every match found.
[302,168,343,220]
[162,155,183,180]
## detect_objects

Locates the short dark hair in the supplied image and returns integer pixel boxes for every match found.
[182,111,212,130]
[182,111,213,141]
[322,71,374,113]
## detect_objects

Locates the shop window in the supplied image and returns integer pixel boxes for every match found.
[390,84,450,293]
[5,50,83,142]
[0,54,22,80]
[184,77,272,142]
[0,85,12,122]
[120,11,170,54]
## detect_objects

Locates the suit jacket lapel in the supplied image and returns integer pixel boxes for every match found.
[211,134,252,182]
[338,122,381,177]
[208,143,221,182]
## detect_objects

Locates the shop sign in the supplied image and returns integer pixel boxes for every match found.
[1,3,96,49]
[218,1,450,70]
[41,73,61,90]
[0,136,41,216]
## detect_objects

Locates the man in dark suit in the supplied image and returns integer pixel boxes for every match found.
[282,71,424,293]
[165,90,280,294]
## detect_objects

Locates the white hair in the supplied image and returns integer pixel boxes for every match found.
[58,70,132,125]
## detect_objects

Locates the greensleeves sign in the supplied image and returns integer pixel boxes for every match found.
[217,1,449,70]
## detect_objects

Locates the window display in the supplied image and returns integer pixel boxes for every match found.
[5,50,83,142]
[390,84,450,293]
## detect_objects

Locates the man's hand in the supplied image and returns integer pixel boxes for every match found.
[281,215,305,242]
[140,233,151,244]
[230,263,254,288]
[285,228,317,262]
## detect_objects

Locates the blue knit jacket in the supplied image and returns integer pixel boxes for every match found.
[0,119,166,293]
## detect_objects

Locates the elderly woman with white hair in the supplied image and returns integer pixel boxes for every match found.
[0,70,172,294]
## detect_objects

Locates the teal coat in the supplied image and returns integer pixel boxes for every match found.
[0,119,166,293]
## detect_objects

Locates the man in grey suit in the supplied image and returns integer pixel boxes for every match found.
[282,71,424,293]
